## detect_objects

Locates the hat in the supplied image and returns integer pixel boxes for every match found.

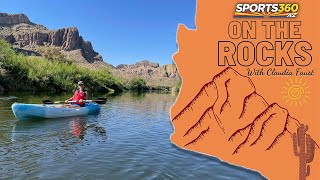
[78,81,84,85]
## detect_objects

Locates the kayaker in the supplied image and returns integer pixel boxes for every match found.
[65,81,89,107]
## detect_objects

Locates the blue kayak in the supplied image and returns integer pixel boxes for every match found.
[11,102,101,121]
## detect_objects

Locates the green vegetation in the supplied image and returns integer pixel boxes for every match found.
[124,78,172,91]
[127,78,148,91]
[0,40,177,94]
[37,45,68,63]
[0,40,123,93]
[149,85,170,91]
[176,81,182,92]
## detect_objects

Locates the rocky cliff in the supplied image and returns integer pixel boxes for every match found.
[0,13,102,63]
[0,13,31,26]
[115,60,178,78]
[0,13,180,87]
[112,60,179,87]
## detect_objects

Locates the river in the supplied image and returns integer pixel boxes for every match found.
[0,92,266,179]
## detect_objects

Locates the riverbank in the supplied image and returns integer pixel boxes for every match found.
[0,13,181,92]
[0,40,177,94]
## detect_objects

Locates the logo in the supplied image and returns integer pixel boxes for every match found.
[282,78,310,107]
[235,3,299,18]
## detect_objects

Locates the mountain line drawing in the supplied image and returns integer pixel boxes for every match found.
[170,67,319,180]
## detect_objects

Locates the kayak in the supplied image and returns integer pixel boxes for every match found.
[11,102,101,121]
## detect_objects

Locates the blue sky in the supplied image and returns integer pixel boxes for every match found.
[1,0,196,65]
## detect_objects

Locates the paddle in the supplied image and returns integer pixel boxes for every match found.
[43,98,107,105]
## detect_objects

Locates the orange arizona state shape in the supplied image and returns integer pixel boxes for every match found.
[170,0,320,180]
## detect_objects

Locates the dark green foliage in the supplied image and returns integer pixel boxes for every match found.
[127,78,147,91]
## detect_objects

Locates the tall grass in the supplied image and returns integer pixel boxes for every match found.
[0,40,123,93]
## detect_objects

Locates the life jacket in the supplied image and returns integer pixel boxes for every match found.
[72,90,86,106]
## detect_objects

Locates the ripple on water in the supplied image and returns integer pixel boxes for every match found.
[0,92,266,179]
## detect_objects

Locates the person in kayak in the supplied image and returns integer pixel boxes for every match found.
[65,81,89,107]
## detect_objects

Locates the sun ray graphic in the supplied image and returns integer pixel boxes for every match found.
[281,78,311,107]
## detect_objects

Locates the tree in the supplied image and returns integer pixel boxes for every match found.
[37,45,67,62]
[128,78,147,91]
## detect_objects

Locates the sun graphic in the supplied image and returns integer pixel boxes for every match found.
[282,78,311,107]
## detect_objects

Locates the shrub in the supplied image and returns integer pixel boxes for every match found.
[37,45,67,62]
[128,78,147,91]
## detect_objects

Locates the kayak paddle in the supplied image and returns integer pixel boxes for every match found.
[43,98,107,105]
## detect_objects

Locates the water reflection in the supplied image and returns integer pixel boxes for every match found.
[0,96,17,100]
[0,92,266,179]
[71,117,107,140]
[71,117,87,140]
[11,115,107,143]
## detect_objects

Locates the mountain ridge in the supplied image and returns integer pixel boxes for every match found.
[0,12,180,87]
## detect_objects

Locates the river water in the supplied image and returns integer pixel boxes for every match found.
[0,92,266,179]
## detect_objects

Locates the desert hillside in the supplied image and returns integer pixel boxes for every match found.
[0,13,180,88]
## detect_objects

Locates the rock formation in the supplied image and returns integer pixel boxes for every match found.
[0,13,180,88]
[0,13,102,63]
[0,13,31,26]
[115,60,178,78]
[112,60,179,87]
